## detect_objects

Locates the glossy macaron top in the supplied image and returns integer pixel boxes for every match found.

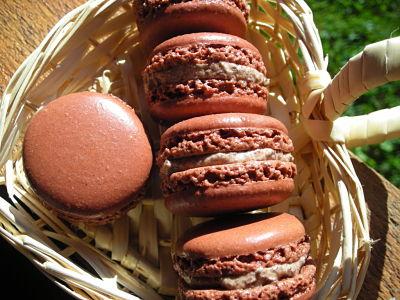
[151,32,260,57]
[176,213,305,258]
[160,113,289,149]
[23,92,153,222]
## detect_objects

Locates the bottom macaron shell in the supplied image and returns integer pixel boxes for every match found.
[291,283,316,300]
[165,179,294,216]
[179,263,316,300]
[149,95,267,122]
[42,189,142,225]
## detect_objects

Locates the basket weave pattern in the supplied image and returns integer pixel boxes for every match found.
[1,0,399,299]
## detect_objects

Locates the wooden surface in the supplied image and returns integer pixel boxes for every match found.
[0,1,399,299]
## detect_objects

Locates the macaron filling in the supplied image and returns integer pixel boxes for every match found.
[160,148,294,176]
[221,256,307,289]
[144,62,269,88]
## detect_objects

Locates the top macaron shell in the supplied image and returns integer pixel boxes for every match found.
[175,212,306,258]
[23,92,153,223]
[143,33,269,122]
[159,112,289,144]
[136,0,249,50]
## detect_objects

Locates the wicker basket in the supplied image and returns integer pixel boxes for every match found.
[1,0,399,299]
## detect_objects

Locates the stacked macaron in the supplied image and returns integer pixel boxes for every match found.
[136,2,316,299]
[135,0,297,214]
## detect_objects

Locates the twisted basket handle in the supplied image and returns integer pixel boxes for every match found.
[304,37,400,147]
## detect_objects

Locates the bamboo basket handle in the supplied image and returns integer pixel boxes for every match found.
[330,106,400,148]
[323,37,400,120]
[303,37,400,147]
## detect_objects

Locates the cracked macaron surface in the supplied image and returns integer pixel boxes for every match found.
[143,33,269,121]
[173,213,316,300]
[157,113,296,216]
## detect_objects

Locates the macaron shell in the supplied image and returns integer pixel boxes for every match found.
[149,95,267,122]
[23,92,153,222]
[138,1,247,50]
[161,113,289,148]
[179,265,316,300]
[165,179,294,216]
[175,212,305,258]
[40,195,136,224]
[292,283,316,300]
[151,32,260,57]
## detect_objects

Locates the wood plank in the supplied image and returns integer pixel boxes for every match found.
[0,1,399,299]
[0,0,84,93]
[352,157,400,299]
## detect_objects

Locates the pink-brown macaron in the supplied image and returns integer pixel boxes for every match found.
[143,33,269,122]
[173,213,316,299]
[23,92,153,224]
[157,113,296,216]
[135,0,249,50]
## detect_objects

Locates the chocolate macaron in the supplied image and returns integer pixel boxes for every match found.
[135,0,249,49]
[23,92,153,224]
[143,33,269,122]
[174,213,316,300]
[157,113,296,216]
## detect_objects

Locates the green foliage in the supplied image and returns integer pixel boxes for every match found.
[307,0,400,187]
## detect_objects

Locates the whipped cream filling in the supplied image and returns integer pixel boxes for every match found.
[160,148,294,177]
[183,256,307,290]
[144,61,269,88]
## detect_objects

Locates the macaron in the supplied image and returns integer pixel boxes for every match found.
[173,213,316,300]
[23,92,153,224]
[143,33,269,122]
[157,113,296,216]
[135,0,249,50]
